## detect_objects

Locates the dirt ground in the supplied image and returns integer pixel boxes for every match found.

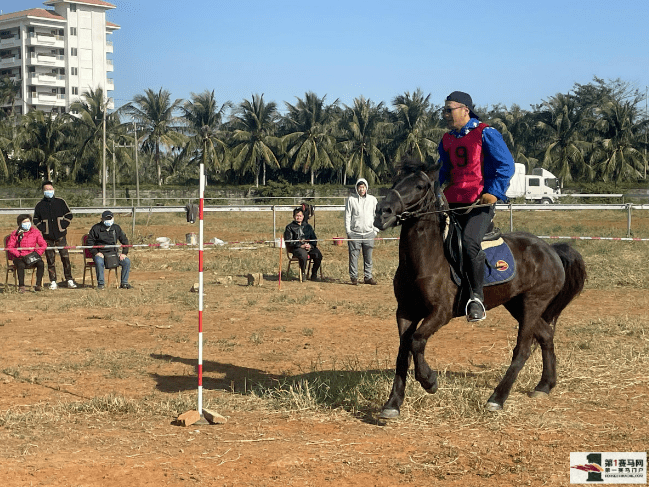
[1,219,648,486]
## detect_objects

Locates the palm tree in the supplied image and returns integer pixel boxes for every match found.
[390,89,442,164]
[589,99,647,185]
[126,88,185,186]
[230,94,281,187]
[69,87,117,182]
[0,119,11,178]
[337,96,391,184]
[0,75,21,121]
[181,90,231,177]
[489,104,539,171]
[282,91,339,185]
[536,93,592,183]
[17,110,71,181]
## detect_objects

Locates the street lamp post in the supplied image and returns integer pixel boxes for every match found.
[134,119,140,205]
[102,100,107,206]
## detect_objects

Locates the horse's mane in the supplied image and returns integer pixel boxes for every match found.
[392,156,440,183]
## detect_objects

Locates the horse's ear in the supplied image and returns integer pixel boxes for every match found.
[425,154,442,173]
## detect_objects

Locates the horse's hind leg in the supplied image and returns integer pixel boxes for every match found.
[530,318,557,397]
[380,312,416,419]
[486,322,536,411]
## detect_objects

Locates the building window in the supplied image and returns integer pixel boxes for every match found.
[71,67,78,76]
[71,48,77,56]
[70,27,77,36]
[70,4,77,12]
[72,87,78,95]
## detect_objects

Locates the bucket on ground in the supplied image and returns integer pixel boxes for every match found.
[274,238,286,248]
[156,237,171,249]
[333,236,344,246]
[186,233,198,245]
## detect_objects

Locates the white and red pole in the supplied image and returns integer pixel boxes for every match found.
[197,163,205,419]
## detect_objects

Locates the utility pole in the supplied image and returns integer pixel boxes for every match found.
[102,98,107,206]
[112,140,116,206]
[645,86,647,180]
[134,119,140,205]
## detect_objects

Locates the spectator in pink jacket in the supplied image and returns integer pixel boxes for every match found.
[6,214,47,293]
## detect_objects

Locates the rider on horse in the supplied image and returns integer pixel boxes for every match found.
[438,91,515,322]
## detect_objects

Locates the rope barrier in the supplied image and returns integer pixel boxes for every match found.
[3,233,648,254]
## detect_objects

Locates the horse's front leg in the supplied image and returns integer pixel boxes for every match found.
[411,308,451,394]
[379,310,417,419]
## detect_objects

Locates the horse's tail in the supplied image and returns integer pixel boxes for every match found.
[543,243,587,327]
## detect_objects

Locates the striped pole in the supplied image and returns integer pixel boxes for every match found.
[197,163,206,422]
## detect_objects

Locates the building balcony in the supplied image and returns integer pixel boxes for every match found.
[106,40,113,53]
[106,58,114,71]
[0,56,20,67]
[27,53,65,68]
[28,72,66,87]
[27,32,65,49]
[28,93,67,106]
[0,35,21,48]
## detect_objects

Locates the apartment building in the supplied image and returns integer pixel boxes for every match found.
[0,0,118,115]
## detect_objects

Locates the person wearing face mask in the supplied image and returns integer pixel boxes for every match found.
[86,211,132,290]
[33,180,77,290]
[6,214,47,293]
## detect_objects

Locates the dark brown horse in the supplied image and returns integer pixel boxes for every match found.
[374,161,586,417]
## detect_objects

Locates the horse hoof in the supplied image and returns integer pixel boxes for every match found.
[424,385,438,394]
[379,408,400,419]
[486,401,502,412]
[529,390,549,399]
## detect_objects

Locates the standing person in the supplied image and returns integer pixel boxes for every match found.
[87,210,133,290]
[284,207,322,282]
[6,214,46,293]
[33,181,77,289]
[345,178,379,285]
[438,91,514,322]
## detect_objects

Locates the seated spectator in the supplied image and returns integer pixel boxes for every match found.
[87,210,132,290]
[6,214,46,293]
[284,207,322,281]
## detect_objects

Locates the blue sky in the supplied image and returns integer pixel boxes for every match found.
[6,0,649,113]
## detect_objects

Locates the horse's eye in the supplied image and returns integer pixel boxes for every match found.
[416,184,425,190]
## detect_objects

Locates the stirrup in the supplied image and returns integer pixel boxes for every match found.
[465,297,486,322]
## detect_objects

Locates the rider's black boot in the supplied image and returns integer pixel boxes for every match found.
[466,251,486,322]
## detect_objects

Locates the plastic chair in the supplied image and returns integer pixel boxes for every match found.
[82,234,119,288]
[285,247,323,282]
[4,234,36,291]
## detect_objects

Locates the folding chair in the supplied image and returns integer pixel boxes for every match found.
[81,234,119,288]
[285,247,323,282]
[4,235,36,291]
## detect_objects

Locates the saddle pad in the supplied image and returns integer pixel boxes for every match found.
[450,238,516,287]
[481,238,516,286]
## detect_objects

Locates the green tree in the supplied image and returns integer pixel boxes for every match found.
[181,90,231,179]
[0,75,21,121]
[488,104,539,170]
[282,91,339,185]
[17,110,71,181]
[69,87,118,182]
[536,93,592,183]
[589,99,647,185]
[390,89,442,163]
[230,94,281,187]
[126,88,185,186]
[337,96,391,184]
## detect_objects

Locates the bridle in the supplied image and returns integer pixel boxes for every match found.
[389,171,440,224]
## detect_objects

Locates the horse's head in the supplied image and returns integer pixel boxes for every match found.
[375,160,442,230]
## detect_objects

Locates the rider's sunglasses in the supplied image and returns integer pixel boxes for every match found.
[442,106,465,114]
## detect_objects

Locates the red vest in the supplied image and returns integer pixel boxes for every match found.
[442,123,487,204]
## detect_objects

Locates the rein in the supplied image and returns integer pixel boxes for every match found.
[391,171,493,224]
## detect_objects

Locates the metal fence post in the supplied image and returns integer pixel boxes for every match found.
[627,203,632,238]
[272,205,276,245]
[509,203,513,232]
[132,207,136,239]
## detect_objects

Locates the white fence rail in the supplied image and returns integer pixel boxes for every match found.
[1,204,649,242]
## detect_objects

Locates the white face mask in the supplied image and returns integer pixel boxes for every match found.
[103,219,114,227]
[44,190,54,198]
[21,222,31,231]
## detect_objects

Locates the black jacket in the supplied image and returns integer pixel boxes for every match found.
[33,197,73,240]
[283,221,317,252]
[87,222,130,257]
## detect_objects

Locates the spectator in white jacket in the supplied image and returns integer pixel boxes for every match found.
[345,178,379,285]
